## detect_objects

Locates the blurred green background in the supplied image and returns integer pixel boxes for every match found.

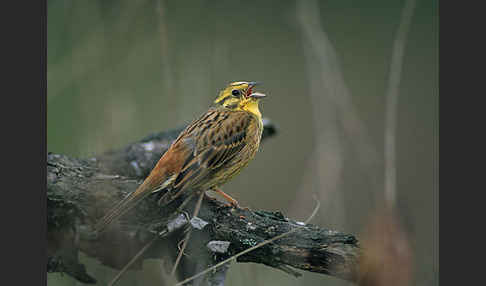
[47,0,438,285]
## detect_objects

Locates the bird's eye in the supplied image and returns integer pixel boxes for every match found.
[231,89,241,96]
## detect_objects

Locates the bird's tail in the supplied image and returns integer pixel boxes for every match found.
[93,179,155,234]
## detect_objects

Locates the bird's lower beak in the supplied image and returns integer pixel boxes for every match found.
[249,92,266,99]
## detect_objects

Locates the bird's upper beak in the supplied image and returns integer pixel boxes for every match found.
[247,82,266,99]
[248,81,262,88]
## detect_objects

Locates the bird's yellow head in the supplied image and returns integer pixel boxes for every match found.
[214,81,266,118]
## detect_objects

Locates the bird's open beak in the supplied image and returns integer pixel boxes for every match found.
[247,82,265,99]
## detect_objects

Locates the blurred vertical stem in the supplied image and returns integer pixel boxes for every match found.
[156,0,176,118]
[156,0,173,92]
[296,0,344,225]
[384,0,417,206]
[296,0,381,224]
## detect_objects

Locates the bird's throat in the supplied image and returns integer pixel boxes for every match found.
[241,100,262,119]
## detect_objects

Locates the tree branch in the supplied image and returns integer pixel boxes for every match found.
[47,118,360,285]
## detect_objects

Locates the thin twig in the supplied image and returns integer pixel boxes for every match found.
[175,197,321,286]
[384,0,417,206]
[171,191,205,275]
[107,208,192,285]
[108,233,163,286]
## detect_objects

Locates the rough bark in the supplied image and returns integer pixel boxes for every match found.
[47,119,360,285]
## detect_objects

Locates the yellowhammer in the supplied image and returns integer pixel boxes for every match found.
[95,81,266,233]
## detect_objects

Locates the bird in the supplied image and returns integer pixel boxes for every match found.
[94,81,266,234]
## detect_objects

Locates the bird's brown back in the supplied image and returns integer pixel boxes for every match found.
[154,106,263,204]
